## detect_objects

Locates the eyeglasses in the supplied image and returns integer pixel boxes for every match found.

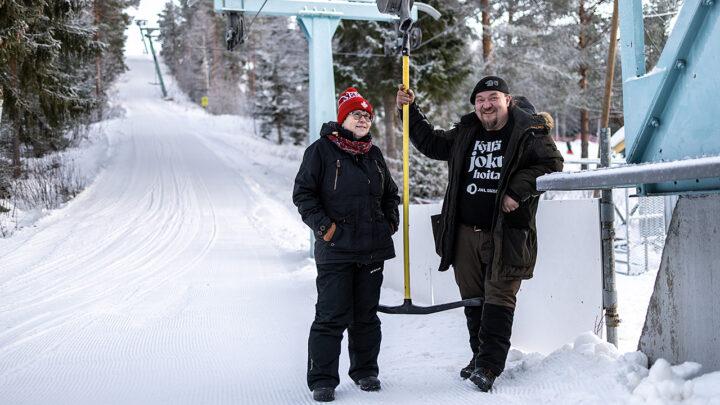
[349,111,373,122]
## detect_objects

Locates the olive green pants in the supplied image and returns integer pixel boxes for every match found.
[454,223,521,374]
[452,223,521,309]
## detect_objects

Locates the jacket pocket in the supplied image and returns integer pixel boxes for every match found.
[326,216,354,252]
[503,200,532,228]
[501,226,535,267]
[431,214,442,255]
[372,217,394,251]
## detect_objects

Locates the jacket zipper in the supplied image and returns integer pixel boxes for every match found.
[334,160,340,190]
[375,160,384,186]
[493,135,528,223]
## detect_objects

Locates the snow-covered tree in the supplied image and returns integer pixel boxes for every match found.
[643,0,682,70]
[331,1,474,200]
[248,17,308,145]
[481,0,620,162]
[0,0,99,183]
[158,2,184,78]
[90,0,141,116]
[157,0,244,115]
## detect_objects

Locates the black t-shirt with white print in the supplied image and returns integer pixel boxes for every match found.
[457,116,513,230]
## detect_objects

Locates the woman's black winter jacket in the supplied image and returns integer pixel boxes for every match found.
[293,122,400,265]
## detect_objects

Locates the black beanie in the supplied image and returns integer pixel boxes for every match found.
[470,76,509,105]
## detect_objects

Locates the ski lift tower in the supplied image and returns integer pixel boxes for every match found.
[136,20,168,99]
[213,0,439,143]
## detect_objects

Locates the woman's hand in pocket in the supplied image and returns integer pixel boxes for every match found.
[323,223,337,241]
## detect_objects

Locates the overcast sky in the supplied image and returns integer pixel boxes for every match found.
[125,0,179,57]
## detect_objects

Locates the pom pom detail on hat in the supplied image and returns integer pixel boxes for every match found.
[337,87,374,124]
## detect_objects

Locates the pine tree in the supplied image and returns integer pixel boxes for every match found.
[491,0,577,114]
[488,0,620,160]
[158,2,185,78]
[90,0,141,117]
[332,1,474,200]
[248,17,309,145]
[334,1,475,160]
[0,0,99,183]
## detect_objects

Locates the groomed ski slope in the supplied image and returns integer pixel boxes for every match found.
[0,58,718,405]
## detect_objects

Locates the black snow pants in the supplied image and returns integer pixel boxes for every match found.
[307,261,384,390]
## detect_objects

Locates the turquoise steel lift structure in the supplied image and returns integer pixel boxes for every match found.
[136,20,168,99]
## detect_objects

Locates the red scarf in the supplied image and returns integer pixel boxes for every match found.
[327,133,372,155]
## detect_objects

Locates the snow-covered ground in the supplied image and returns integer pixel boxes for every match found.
[0,115,114,237]
[1,58,718,404]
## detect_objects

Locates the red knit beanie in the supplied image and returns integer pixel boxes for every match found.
[337,87,373,124]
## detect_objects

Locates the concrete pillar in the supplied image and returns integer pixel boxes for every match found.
[639,194,720,372]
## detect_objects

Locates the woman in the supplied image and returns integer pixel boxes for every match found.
[293,87,400,402]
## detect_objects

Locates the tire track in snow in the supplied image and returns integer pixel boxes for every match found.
[0,59,238,403]
[0,107,221,384]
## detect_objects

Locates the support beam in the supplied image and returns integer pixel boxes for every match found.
[599,128,619,347]
[213,0,416,21]
[297,16,340,143]
[624,0,718,163]
[537,156,720,191]
[618,0,645,82]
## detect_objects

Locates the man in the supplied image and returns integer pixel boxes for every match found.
[395,76,563,392]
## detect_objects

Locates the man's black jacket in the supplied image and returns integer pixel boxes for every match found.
[406,101,563,280]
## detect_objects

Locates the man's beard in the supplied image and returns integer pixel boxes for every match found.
[480,110,500,130]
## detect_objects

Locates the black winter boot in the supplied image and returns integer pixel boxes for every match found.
[356,376,381,391]
[469,367,497,392]
[313,387,335,402]
[460,356,476,379]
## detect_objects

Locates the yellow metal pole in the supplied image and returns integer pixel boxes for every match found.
[402,54,411,300]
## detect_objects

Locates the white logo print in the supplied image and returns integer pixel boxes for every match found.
[338,91,361,106]
[361,101,368,108]
[466,139,503,194]
[486,79,499,87]
[370,267,382,274]
[468,141,503,173]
